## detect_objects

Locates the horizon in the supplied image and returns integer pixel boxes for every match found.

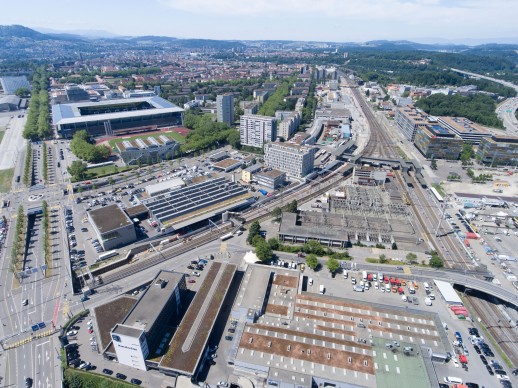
[0,0,517,45]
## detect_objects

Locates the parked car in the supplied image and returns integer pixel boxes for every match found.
[130,378,142,385]
[116,373,127,380]
[102,369,113,375]
[66,330,78,336]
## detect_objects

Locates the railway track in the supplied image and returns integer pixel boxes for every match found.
[465,293,518,367]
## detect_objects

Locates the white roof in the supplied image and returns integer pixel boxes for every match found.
[145,178,185,196]
[434,279,463,305]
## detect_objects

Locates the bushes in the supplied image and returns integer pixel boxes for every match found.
[70,130,111,163]
[10,206,25,276]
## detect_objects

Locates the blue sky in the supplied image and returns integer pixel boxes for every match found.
[1,0,517,43]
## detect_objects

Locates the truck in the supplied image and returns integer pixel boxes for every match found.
[362,271,368,281]
[258,189,268,196]
[319,285,325,294]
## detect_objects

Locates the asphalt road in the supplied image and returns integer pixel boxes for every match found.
[0,114,26,170]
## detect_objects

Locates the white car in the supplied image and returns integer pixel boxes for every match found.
[66,330,78,336]
[193,271,201,277]
[79,361,91,369]
[217,382,228,387]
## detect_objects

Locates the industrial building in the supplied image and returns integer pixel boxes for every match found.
[437,117,491,145]
[413,124,463,160]
[88,204,137,250]
[476,135,518,166]
[239,114,277,148]
[254,169,286,190]
[145,178,185,197]
[395,105,433,141]
[211,158,242,172]
[264,142,316,179]
[0,95,23,112]
[142,177,254,231]
[216,93,234,126]
[158,262,237,377]
[106,270,186,371]
[229,264,444,388]
[0,76,30,95]
[353,166,388,186]
[115,134,180,165]
[52,96,183,138]
[241,164,263,183]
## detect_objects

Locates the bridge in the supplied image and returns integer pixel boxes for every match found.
[356,264,518,308]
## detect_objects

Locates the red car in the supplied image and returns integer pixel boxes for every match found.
[188,279,196,284]
[88,329,93,334]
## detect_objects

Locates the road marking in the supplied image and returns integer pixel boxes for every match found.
[36,340,50,347]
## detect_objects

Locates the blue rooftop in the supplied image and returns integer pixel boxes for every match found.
[430,125,450,135]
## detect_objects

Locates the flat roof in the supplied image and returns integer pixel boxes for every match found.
[159,262,237,375]
[255,169,285,180]
[233,265,272,312]
[89,204,132,233]
[125,204,149,218]
[144,177,252,228]
[244,163,263,173]
[112,324,144,338]
[212,158,242,169]
[439,116,490,135]
[267,141,314,154]
[122,270,184,331]
[433,280,463,305]
[454,192,518,204]
[94,296,137,352]
[52,96,183,126]
[146,178,185,196]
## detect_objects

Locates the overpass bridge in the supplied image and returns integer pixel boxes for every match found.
[354,264,518,308]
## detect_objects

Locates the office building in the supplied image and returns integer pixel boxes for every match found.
[115,135,180,165]
[264,142,316,179]
[255,169,286,190]
[437,117,491,145]
[52,96,183,138]
[395,105,434,141]
[216,94,234,126]
[106,270,186,370]
[239,114,277,148]
[413,124,463,160]
[88,204,137,250]
[0,76,31,95]
[477,135,518,166]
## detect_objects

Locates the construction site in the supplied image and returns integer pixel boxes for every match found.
[279,184,421,248]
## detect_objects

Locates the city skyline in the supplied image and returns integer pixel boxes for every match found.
[1,0,517,44]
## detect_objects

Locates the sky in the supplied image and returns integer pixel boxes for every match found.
[1,0,517,44]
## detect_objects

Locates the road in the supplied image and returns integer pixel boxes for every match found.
[451,68,518,133]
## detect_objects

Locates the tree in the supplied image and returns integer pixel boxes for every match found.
[327,257,340,274]
[247,221,261,244]
[429,254,444,268]
[430,158,437,170]
[255,239,272,262]
[406,252,418,264]
[391,242,398,250]
[285,200,298,213]
[267,237,280,250]
[272,207,282,221]
[306,254,319,270]
[15,87,30,98]
[379,254,387,264]
[303,240,325,255]
[67,161,87,181]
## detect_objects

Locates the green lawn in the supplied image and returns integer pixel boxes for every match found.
[0,168,14,193]
[71,165,136,182]
[432,183,446,197]
[0,130,5,145]
[107,131,185,152]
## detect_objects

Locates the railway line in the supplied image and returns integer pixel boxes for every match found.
[465,293,518,367]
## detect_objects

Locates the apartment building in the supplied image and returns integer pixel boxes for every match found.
[240,115,277,148]
[216,93,234,126]
[275,111,301,140]
[264,142,315,179]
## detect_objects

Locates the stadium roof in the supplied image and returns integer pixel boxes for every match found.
[52,96,183,126]
[0,76,31,95]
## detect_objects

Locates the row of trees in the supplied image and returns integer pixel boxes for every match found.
[23,142,32,186]
[23,66,51,140]
[257,76,297,117]
[70,130,111,163]
[182,110,240,153]
[415,94,504,129]
[42,142,48,183]
[467,168,493,183]
[9,206,25,277]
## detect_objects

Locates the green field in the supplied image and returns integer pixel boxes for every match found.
[0,168,14,193]
[71,165,136,182]
[0,130,5,145]
[107,131,185,152]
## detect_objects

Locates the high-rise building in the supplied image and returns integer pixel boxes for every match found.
[216,93,234,126]
[240,115,277,148]
[264,142,316,179]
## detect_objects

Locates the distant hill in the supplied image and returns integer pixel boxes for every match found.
[0,24,52,40]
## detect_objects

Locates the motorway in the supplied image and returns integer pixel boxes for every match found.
[451,68,518,133]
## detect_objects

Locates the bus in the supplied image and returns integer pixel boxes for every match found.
[430,187,444,203]
[220,233,234,241]
[97,250,119,262]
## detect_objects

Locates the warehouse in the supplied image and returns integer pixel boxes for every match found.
[88,204,137,250]
[52,96,183,138]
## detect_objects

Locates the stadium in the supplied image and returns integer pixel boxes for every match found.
[52,96,184,138]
